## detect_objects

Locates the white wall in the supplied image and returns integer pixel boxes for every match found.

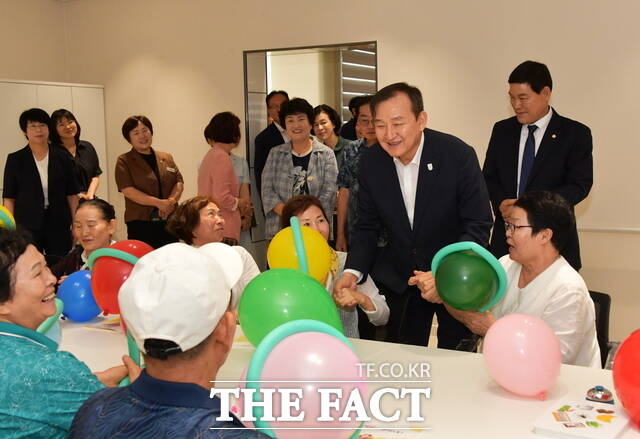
[271,52,320,108]
[0,0,67,81]
[1,0,638,340]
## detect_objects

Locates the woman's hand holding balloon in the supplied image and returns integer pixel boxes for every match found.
[93,355,142,387]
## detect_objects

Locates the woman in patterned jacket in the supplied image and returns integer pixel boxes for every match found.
[260,98,338,239]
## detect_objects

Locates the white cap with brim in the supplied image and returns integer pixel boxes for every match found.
[118,242,243,356]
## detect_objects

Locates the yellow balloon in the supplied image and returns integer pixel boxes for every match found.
[267,226,332,284]
[0,205,16,230]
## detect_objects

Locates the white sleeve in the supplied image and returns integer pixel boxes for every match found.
[230,246,261,309]
[541,286,596,366]
[358,276,390,326]
[343,268,364,283]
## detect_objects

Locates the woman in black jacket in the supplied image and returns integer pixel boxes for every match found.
[50,109,102,200]
[2,108,79,259]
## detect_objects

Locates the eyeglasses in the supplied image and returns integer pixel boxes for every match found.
[504,221,533,233]
[26,123,47,131]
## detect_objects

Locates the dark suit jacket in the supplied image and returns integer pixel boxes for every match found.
[340,118,357,141]
[3,145,79,231]
[346,128,493,295]
[253,123,285,196]
[482,109,593,270]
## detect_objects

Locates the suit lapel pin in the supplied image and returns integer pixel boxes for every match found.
[427,163,433,171]
[551,134,557,139]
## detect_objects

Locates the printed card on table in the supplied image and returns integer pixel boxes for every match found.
[532,399,629,438]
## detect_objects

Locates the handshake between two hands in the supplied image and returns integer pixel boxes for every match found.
[332,270,442,306]
[333,287,365,309]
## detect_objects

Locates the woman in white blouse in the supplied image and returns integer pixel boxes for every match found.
[416,190,600,367]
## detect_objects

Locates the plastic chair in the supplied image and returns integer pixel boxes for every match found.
[589,290,611,368]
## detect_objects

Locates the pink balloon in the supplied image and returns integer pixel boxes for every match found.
[259,332,366,439]
[484,313,561,398]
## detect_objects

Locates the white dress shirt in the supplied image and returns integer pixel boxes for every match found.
[517,107,553,195]
[393,133,424,229]
[345,133,425,281]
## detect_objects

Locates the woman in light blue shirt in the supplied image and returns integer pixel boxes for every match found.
[0,228,138,438]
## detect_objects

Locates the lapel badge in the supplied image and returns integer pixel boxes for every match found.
[427,163,433,171]
[551,134,557,139]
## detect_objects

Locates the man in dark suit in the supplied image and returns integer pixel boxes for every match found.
[253,90,289,197]
[333,83,493,348]
[339,95,363,141]
[483,61,593,270]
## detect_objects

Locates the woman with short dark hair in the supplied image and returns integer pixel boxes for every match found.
[261,98,338,239]
[198,112,249,244]
[418,191,600,367]
[2,108,80,259]
[49,109,102,200]
[0,228,138,437]
[115,115,183,249]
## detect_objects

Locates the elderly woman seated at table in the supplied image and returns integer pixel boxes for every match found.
[52,198,117,279]
[280,194,389,338]
[0,228,139,438]
[417,191,600,367]
[166,195,260,308]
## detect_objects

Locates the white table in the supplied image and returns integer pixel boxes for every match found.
[60,318,640,438]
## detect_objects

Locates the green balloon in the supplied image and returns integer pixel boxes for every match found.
[238,268,344,346]
[435,250,498,310]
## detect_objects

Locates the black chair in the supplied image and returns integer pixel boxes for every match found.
[589,290,611,368]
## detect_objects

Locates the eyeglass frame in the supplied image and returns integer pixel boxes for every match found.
[504,221,533,233]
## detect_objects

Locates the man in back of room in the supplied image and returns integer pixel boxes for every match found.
[253,90,289,198]
[483,60,593,270]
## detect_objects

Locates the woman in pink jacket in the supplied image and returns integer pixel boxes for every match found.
[198,112,250,244]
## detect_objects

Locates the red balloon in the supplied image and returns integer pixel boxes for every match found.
[90,240,153,315]
[110,240,154,259]
[613,329,640,428]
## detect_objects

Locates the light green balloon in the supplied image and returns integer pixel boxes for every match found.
[238,268,344,347]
